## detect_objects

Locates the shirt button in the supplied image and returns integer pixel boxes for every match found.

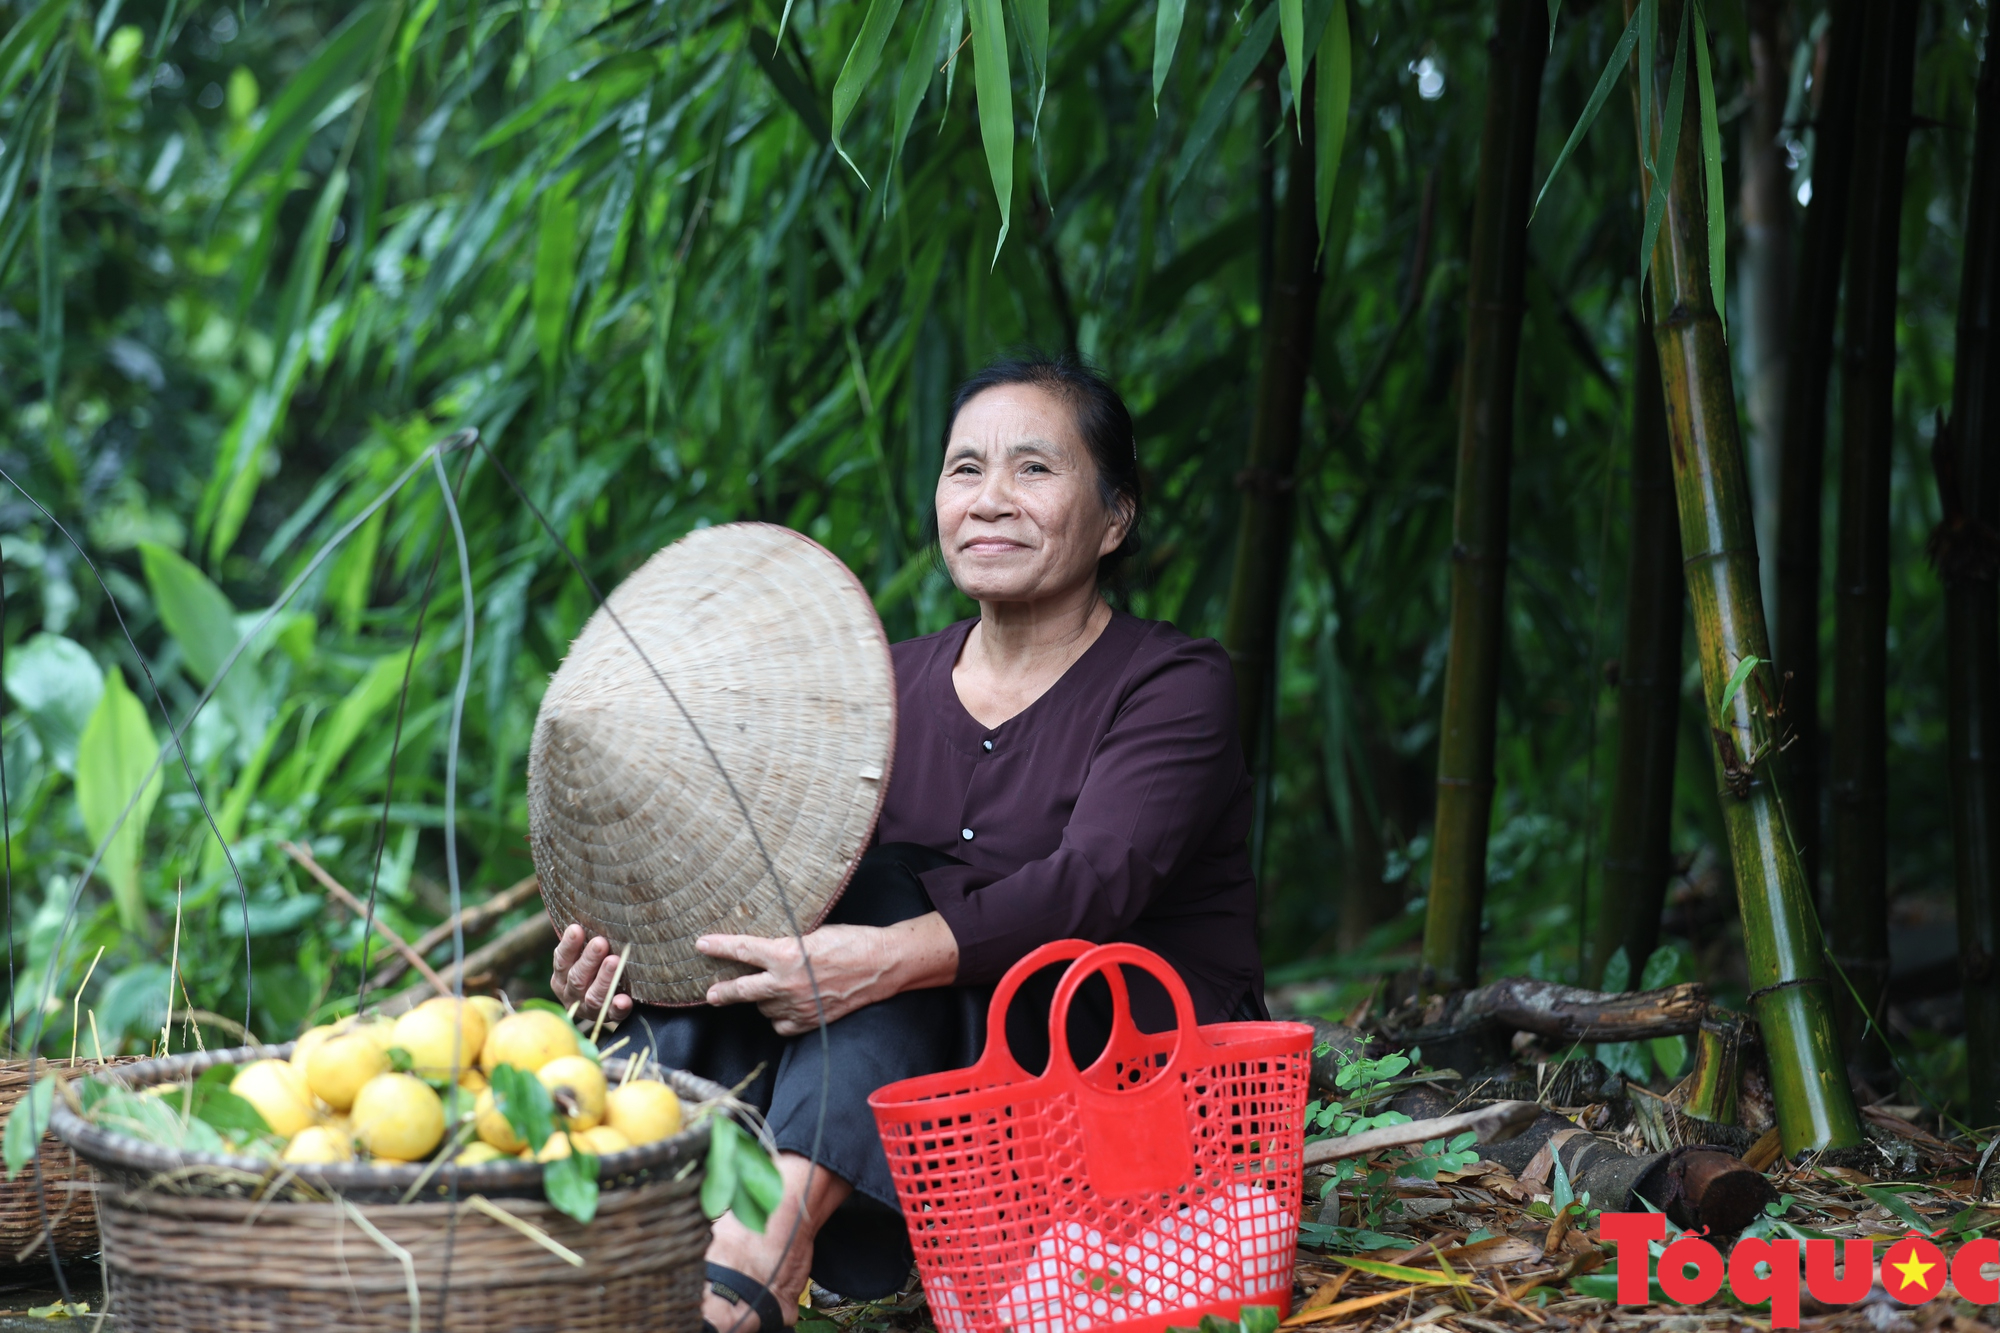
[960,828,975,841]
[982,740,994,752]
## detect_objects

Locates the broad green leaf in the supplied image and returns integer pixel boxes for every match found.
[1692,0,1725,335]
[886,0,944,202]
[543,1144,600,1223]
[138,543,239,686]
[701,1114,741,1219]
[5,633,103,775]
[1718,654,1763,717]
[1601,945,1632,992]
[1550,1145,1576,1212]
[189,1065,274,1142]
[1638,0,1689,289]
[1531,2,1644,223]
[2,1077,53,1180]
[534,181,581,374]
[1651,1035,1689,1079]
[1313,0,1349,259]
[1639,941,1689,989]
[966,0,1012,262]
[218,4,387,213]
[490,1063,556,1153]
[733,1128,783,1234]
[1169,4,1282,199]
[1241,1308,1280,1333]
[75,669,162,932]
[1152,0,1185,110]
[831,0,906,186]
[1279,0,1304,137]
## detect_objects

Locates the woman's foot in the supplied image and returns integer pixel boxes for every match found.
[702,1153,854,1333]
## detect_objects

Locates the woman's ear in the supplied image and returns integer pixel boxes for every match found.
[1099,494,1135,557]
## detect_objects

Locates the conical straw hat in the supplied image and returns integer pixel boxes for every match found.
[527,523,896,1006]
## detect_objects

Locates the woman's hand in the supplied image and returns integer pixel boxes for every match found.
[696,912,959,1035]
[550,925,634,1025]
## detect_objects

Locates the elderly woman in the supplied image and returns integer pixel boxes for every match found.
[549,356,1262,1331]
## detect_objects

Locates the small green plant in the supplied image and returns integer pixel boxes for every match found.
[1296,1046,1480,1251]
[1166,1304,1280,1333]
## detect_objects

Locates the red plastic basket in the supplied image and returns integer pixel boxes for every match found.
[870,941,1313,1333]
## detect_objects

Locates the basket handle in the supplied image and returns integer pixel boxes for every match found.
[974,939,1128,1080]
[1045,941,1201,1083]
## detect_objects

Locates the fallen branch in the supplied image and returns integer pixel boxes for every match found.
[378,914,557,1017]
[280,841,449,999]
[1454,978,1708,1040]
[1302,1100,1540,1167]
[367,874,541,992]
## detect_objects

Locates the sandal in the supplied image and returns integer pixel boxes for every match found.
[702,1262,790,1333]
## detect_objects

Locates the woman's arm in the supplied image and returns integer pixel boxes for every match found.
[696,912,959,1035]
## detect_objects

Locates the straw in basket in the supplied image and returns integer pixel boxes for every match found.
[52,1043,723,1333]
[869,942,1314,1333]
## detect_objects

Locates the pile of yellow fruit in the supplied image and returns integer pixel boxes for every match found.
[222,996,684,1167]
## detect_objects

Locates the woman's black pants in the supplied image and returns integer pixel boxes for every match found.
[625,844,1172,1299]
[623,845,980,1300]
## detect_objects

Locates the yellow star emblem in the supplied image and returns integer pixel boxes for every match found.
[1890,1250,1936,1292]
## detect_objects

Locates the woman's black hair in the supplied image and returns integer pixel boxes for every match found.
[943,353,1144,588]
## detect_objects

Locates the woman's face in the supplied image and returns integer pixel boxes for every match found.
[936,384,1130,607]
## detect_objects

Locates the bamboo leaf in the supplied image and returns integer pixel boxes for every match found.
[1332,1256,1475,1286]
[1692,0,1725,336]
[967,0,1013,262]
[1169,3,1282,199]
[1280,0,1305,137]
[940,0,965,123]
[76,670,163,932]
[218,4,386,214]
[1152,0,1186,110]
[535,180,581,373]
[1718,654,1763,717]
[887,0,944,201]
[34,70,59,407]
[747,26,831,143]
[0,0,69,108]
[1638,0,1689,289]
[1530,3,1644,223]
[1313,0,1349,259]
[1012,0,1048,140]
[1638,0,1655,177]
[830,0,905,186]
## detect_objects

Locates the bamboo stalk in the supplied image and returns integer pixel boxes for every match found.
[1739,0,1791,632]
[1222,77,1323,765]
[1591,313,1684,987]
[1774,0,1862,892]
[1633,0,1860,1153]
[1937,29,2000,1128]
[1420,0,1549,992]
[1828,0,1919,1080]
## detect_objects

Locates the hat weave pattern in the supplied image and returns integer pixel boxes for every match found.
[527,523,896,1005]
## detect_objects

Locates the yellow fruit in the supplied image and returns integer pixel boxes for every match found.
[457,1068,490,1094]
[578,1125,631,1156]
[231,1059,316,1137]
[537,1055,606,1131]
[479,1010,579,1073]
[339,1015,399,1052]
[473,1089,525,1154]
[393,1000,489,1077]
[350,1073,445,1162]
[453,1141,507,1166]
[307,1033,391,1113]
[282,1125,353,1164]
[466,996,505,1031]
[534,1133,573,1162]
[605,1080,682,1146]
[291,1024,338,1071]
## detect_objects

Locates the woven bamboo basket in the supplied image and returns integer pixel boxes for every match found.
[0,1056,139,1263]
[52,1043,721,1332]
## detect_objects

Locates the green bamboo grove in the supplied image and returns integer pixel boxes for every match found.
[0,0,1995,1136]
